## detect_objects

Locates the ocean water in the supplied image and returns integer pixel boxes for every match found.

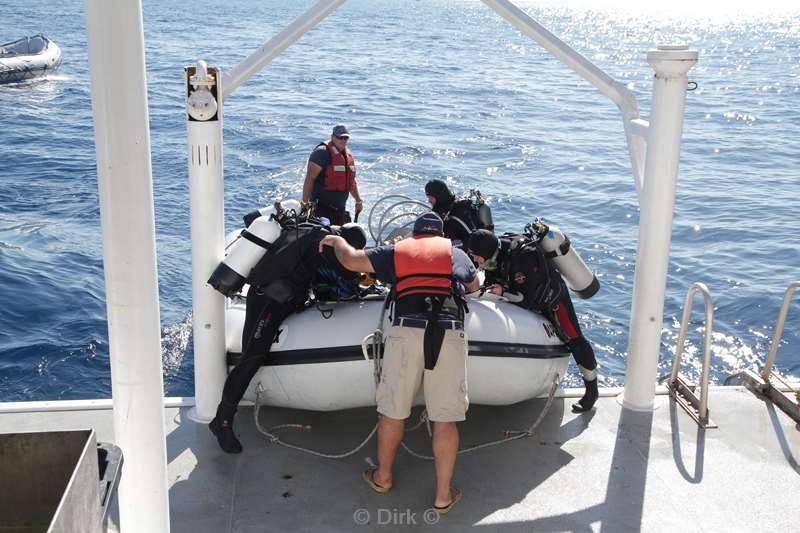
[1,0,798,401]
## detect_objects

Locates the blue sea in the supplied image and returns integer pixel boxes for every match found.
[1,0,798,401]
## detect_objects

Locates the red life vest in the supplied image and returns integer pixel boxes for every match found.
[318,140,356,192]
[394,236,453,299]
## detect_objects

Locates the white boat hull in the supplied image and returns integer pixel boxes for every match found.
[225,294,570,411]
[0,36,62,84]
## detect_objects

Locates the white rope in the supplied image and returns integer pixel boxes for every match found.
[253,385,379,459]
[400,373,561,460]
[253,373,561,461]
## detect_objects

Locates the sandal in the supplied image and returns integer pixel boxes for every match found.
[362,468,390,494]
[433,487,462,515]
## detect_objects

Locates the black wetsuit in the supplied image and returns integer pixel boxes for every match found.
[219,223,347,415]
[485,236,597,373]
[434,198,493,249]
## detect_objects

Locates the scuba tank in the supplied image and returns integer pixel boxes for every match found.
[470,189,494,230]
[207,199,302,297]
[242,199,302,228]
[526,218,599,300]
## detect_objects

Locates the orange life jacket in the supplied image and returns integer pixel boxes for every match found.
[318,140,356,192]
[393,236,453,299]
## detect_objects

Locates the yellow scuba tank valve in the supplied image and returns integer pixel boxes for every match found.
[527,218,599,299]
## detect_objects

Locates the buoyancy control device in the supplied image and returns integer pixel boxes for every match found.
[207,199,302,297]
[448,190,494,234]
[526,218,599,300]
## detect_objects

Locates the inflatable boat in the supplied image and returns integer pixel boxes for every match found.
[219,196,571,411]
[226,291,570,411]
[0,35,62,84]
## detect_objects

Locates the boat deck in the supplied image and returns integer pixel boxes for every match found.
[1,387,798,532]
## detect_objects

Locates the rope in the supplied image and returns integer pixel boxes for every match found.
[252,373,561,461]
[253,385,379,459]
[400,373,561,460]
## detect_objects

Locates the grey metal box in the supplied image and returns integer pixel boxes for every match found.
[0,430,105,533]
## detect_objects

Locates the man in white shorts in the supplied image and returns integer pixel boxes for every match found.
[319,212,479,514]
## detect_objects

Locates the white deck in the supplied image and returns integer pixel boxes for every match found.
[1,387,798,532]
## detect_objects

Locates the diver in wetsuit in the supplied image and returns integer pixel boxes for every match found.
[467,229,599,413]
[425,179,494,249]
[209,221,367,453]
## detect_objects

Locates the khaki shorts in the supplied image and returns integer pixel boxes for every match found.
[376,324,469,422]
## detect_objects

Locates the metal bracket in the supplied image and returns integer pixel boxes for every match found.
[731,369,800,426]
[668,375,718,429]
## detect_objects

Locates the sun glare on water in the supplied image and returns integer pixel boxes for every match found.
[528,0,798,17]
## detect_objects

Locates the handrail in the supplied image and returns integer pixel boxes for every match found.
[366,194,429,245]
[669,282,714,424]
[762,281,800,381]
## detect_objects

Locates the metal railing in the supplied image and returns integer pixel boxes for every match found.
[762,282,800,384]
[724,282,800,424]
[664,282,717,428]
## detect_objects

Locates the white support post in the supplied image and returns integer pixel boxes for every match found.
[222,0,346,101]
[185,63,227,423]
[623,45,698,411]
[84,0,170,531]
[188,0,346,421]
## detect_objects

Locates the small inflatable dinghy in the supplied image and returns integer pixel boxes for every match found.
[0,35,62,84]
[220,196,571,411]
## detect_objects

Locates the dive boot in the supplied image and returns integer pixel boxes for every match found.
[571,377,599,413]
[209,404,243,454]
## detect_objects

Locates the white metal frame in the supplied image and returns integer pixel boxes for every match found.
[185,0,698,421]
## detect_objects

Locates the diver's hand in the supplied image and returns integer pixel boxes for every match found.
[488,284,504,296]
[319,235,345,252]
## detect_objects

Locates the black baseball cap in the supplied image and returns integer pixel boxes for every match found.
[332,124,350,139]
[412,212,444,236]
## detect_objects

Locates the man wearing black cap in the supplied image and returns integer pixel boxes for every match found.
[302,124,363,225]
[319,212,479,514]
[425,179,493,249]
[468,229,599,413]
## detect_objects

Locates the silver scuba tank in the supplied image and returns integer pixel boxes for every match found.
[529,219,599,300]
[207,199,301,297]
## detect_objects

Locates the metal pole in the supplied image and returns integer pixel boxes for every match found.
[481,0,648,199]
[481,0,637,115]
[185,63,227,423]
[623,45,698,411]
[222,0,346,100]
[84,0,170,531]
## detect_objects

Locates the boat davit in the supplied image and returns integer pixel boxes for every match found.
[221,197,571,411]
[0,35,62,84]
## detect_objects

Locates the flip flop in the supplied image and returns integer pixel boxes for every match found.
[433,487,462,515]
[362,468,390,494]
